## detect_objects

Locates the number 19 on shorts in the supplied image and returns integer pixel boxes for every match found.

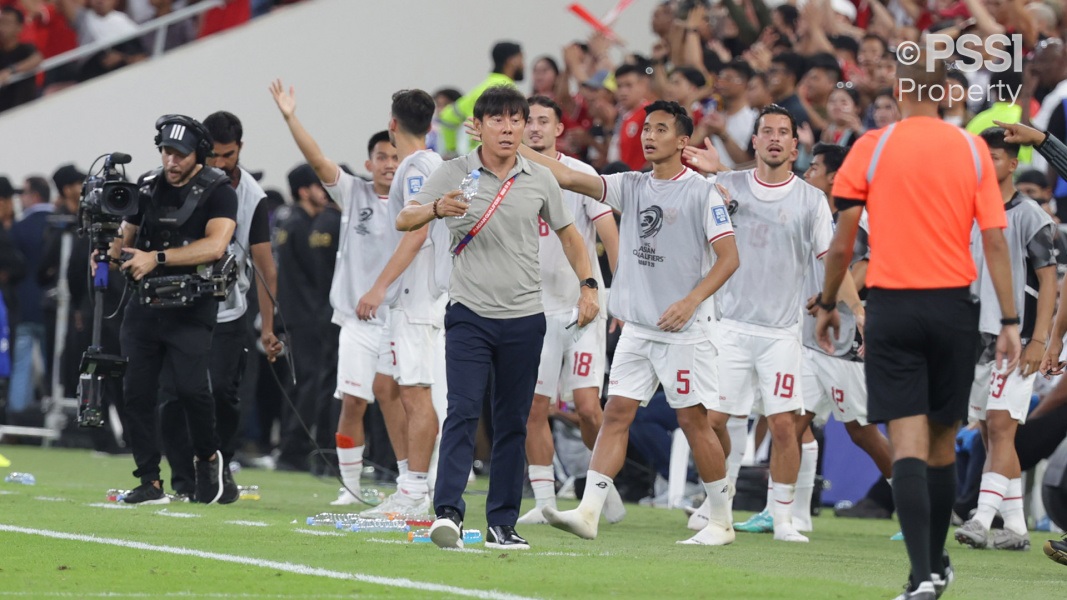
[774,372,795,398]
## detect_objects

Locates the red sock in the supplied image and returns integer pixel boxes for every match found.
[335,433,356,449]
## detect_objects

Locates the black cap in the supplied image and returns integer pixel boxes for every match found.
[52,164,87,189]
[287,163,321,197]
[492,41,522,66]
[158,117,202,156]
[0,176,21,198]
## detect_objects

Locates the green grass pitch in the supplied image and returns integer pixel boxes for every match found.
[0,445,1062,599]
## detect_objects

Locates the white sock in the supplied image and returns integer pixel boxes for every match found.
[396,459,409,484]
[578,470,613,521]
[726,417,748,487]
[337,445,364,493]
[793,441,819,523]
[703,478,732,528]
[771,482,796,532]
[764,476,775,512]
[403,471,429,500]
[1002,477,1027,535]
[529,465,557,510]
[973,472,1009,530]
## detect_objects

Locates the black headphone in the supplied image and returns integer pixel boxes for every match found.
[154,114,214,164]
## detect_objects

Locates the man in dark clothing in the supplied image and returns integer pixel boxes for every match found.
[0,6,42,113]
[767,52,811,129]
[309,194,341,456]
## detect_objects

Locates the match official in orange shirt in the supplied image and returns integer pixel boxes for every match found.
[815,53,1022,600]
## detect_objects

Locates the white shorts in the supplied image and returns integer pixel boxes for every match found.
[389,309,440,387]
[717,327,804,416]
[801,347,868,426]
[535,313,605,398]
[968,361,1035,424]
[336,317,393,401]
[607,328,719,410]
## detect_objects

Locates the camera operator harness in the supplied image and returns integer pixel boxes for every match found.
[132,166,238,308]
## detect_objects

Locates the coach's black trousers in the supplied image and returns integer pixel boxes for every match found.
[434,302,545,527]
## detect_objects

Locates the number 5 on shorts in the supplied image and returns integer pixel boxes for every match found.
[677,370,691,395]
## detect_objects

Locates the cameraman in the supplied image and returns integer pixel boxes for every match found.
[157,111,281,502]
[105,115,238,504]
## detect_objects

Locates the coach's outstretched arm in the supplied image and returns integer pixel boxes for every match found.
[996,120,1067,183]
[270,79,340,185]
[518,145,606,201]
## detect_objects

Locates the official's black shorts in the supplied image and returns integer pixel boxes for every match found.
[864,287,979,426]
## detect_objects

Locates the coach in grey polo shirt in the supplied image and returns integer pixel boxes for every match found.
[397,86,599,550]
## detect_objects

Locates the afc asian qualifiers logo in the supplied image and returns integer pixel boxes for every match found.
[639,206,663,239]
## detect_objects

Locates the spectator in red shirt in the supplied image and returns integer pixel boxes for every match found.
[199,0,250,39]
[610,62,652,171]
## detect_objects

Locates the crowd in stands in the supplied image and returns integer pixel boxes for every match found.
[1,0,1067,519]
[0,0,307,112]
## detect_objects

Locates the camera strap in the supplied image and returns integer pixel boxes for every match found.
[452,174,517,256]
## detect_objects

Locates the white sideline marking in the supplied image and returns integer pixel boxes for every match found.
[0,524,539,600]
[0,490,16,495]
[293,529,344,537]
[33,496,66,502]
[366,538,407,545]
[156,510,200,519]
[224,520,269,527]
[86,503,134,510]
[532,552,583,557]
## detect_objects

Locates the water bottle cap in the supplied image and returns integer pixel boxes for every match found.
[470,170,480,179]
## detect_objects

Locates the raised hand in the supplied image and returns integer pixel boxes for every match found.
[270,79,297,119]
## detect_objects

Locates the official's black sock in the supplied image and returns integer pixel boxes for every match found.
[868,476,896,512]
[927,464,956,577]
[893,457,931,587]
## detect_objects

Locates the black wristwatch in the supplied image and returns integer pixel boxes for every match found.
[156,251,167,265]
[580,278,598,290]
[1001,316,1021,326]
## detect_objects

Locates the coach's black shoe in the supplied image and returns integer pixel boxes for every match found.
[122,481,170,505]
[1045,535,1067,565]
[194,451,224,504]
[430,506,464,549]
[218,461,239,505]
[486,525,531,550]
[891,580,935,600]
[835,498,892,519]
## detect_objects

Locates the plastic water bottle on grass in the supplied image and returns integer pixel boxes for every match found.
[463,529,483,544]
[4,472,35,485]
[456,170,480,219]
[238,485,260,501]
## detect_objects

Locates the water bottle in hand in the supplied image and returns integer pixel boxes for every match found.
[456,170,480,219]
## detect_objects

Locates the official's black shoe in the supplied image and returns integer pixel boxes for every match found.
[834,498,892,519]
[218,461,239,505]
[486,525,530,550]
[1045,535,1067,566]
[195,451,224,504]
[122,481,170,505]
[430,506,464,549]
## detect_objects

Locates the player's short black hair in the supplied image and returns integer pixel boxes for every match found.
[1016,169,1050,189]
[473,85,530,122]
[720,58,755,81]
[807,52,842,82]
[615,62,651,80]
[391,89,435,136]
[434,87,462,104]
[670,65,707,89]
[528,95,563,122]
[203,111,243,145]
[754,104,799,139]
[0,6,24,24]
[980,127,1020,159]
[644,100,694,137]
[771,52,807,84]
[811,143,848,174]
[367,130,392,157]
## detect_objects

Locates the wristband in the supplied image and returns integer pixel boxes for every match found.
[1001,316,1021,326]
[432,199,441,219]
[817,294,837,312]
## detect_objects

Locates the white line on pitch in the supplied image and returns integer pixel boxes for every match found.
[0,524,538,600]
[86,503,134,510]
[224,520,269,527]
[293,528,344,537]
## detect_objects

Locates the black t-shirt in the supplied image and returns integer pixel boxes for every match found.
[249,200,270,246]
[125,169,238,325]
[0,43,38,112]
[309,205,340,321]
[274,205,319,327]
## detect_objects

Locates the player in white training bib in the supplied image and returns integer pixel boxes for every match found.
[356,90,449,516]
[519,100,741,546]
[955,127,1057,551]
[518,96,623,526]
[271,81,401,507]
[707,105,835,544]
